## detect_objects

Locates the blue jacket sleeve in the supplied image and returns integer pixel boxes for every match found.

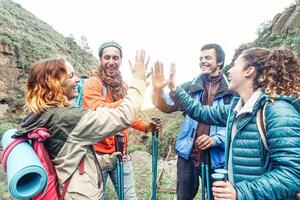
[170,87,229,127]
[211,126,226,149]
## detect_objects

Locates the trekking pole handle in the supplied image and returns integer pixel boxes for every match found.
[151,117,161,137]
[115,133,124,157]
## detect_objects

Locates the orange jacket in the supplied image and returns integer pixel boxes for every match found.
[82,77,147,154]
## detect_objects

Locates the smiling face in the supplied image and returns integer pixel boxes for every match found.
[227,54,248,93]
[199,48,221,76]
[99,47,122,77]
[61,61,79,100]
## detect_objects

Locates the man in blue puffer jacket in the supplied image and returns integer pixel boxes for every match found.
[152,47,300,200]
[152,43,234,200]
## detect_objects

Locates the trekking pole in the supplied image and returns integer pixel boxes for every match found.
[151,117,160,200]
[201,162,206,200]
[205,163,212,200]
[115,133,124,200]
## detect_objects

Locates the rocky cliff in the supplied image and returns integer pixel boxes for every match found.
[260,0,300,37]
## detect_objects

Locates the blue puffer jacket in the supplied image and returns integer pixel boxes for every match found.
[171,87,300,200]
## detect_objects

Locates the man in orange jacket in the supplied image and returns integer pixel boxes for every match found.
[82,41,160,200]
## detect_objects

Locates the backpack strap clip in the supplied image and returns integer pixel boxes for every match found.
[27,127,50,141]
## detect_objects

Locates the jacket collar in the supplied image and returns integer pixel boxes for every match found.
[234,90,263,117]
[188,74,235,98]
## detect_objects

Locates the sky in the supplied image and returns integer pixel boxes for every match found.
[13,0,295,108]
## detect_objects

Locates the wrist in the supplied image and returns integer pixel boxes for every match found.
[133,73,146,81]
[153,88,163,94]
[170,85,177,92]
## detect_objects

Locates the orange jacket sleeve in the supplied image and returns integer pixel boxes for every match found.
[131,118,147,133]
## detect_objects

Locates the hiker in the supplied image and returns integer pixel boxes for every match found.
[152,43,234,200]
[13,49,149,199]
[152,47,300,199]
[82,41,161,200]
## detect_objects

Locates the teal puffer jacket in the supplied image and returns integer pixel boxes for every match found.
[170,87,300,200]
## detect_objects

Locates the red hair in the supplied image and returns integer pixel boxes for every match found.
[25,58,69,113]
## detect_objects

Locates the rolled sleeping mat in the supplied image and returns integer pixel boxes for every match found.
[1,129,48,199]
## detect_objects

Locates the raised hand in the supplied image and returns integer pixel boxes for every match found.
[151,61,169,92]
[129,50,150,79]
[168,63,177,91]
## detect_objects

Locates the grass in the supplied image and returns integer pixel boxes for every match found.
[103,151,177,200]
[0,118,19,138]
[0,165,13,200]
[0,117,21,200]
[0,149,205,200]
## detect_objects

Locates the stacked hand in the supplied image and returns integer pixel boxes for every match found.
[151,61,177,92]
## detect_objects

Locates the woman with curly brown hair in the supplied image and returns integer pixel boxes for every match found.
[151,47,300,200]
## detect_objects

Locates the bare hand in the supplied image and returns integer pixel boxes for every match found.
[168,63,176,91]
[145,118,163,133]
[128,50,150,79]
[151,61,169,92]
[212,181,237,200]
[196,135,215,150]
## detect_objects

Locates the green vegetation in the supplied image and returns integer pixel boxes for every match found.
[0,0,97,75]
[145,114,183,158]
[253,19,300,55]
[0,167,13,200]
[128,109,183,158]
[0,0,298,199]
[0,117,21,199]
[0,117,22,138]
[104,151,177,200]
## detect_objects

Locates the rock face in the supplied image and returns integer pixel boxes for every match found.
[271,5,297,35]
[0,80,6,97]
[0,44,25,114]
[283,0,300,33]
[0,44,22,97]
[265,0,300,36]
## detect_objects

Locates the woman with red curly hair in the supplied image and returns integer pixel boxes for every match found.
[14,50,148,199]
[152,47,300,200]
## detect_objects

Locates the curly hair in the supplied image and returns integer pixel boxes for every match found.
[25,58,69,114]
[242,47,300,99]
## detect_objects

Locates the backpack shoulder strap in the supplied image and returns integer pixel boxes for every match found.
[256,102,269,150]
[76,77,108,108]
